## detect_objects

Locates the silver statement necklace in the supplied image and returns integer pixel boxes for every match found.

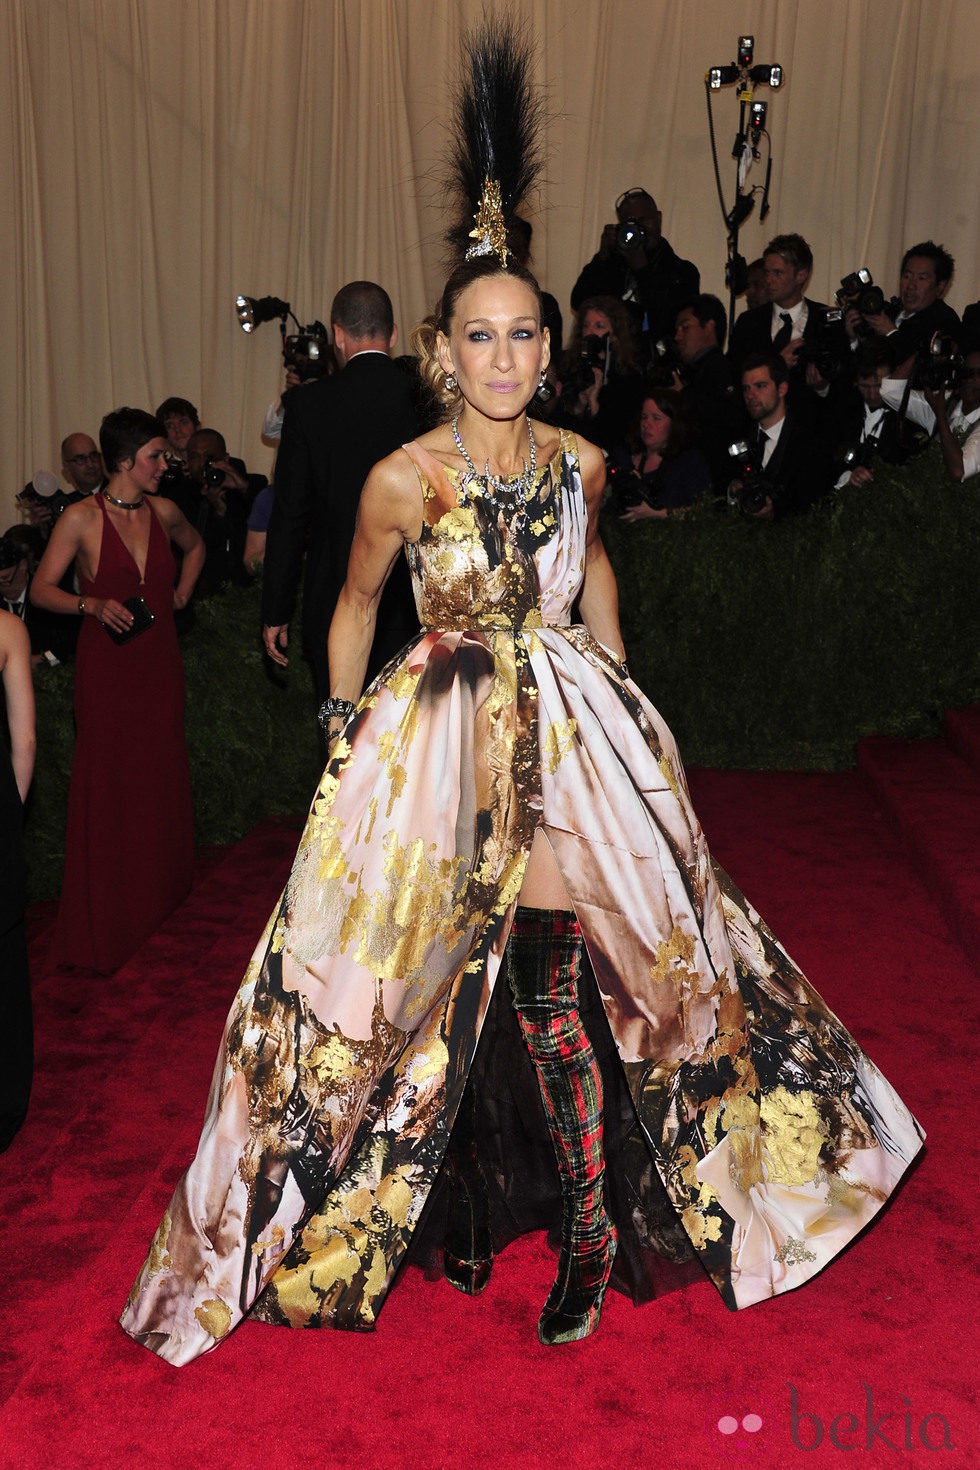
[103,488,145,510]
[450,412,538,514]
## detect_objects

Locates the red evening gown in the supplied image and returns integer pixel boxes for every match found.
[52,495,194,972]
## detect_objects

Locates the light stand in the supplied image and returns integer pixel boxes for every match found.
[705,35,784,333]
[234,294,331,381]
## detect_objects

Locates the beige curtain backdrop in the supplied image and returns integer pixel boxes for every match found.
[2,0,978,520]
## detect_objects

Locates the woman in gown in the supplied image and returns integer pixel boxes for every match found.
[31,408,204,973]
[120,27,923,1366]
[0,608,36,1151]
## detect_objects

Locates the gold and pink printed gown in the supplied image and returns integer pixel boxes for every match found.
[120,430,924,1365]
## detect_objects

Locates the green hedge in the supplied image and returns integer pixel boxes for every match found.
[24,447,980,898]
[602,445,980,769]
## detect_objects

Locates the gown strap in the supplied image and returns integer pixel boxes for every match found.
[400,440,448,501]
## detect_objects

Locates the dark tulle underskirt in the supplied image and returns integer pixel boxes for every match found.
[406,954,707,1306]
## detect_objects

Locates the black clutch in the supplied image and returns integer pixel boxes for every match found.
[104,596,155,645]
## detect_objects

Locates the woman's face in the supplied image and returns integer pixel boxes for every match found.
[639,399,672,454]
[121,437,169,495]
[582,308,613,340]
[438,274,549,421]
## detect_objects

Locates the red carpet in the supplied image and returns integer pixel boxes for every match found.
[2,754,977,1469]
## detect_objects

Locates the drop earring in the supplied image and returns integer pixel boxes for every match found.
[446,373,458,391]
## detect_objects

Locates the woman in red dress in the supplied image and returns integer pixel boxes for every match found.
[32,408,204,973]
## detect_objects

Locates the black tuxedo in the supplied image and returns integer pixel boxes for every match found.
[729,297,831,364]
[887,299,961,362]
[262,352,420,697]
[730,298,844,429]
[829,389,929,470]
[756,412,833,517]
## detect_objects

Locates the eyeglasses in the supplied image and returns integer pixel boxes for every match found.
[67,452,101,465]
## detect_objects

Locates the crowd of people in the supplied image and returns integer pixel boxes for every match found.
[547,208,980,520]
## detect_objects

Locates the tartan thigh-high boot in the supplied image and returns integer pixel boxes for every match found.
[442,1075,493,1295]
[506,905,617,1345]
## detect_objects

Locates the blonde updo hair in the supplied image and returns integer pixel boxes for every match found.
[411,256,544,422]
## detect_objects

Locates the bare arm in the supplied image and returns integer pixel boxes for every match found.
[0,614,36,800]
[29,504,88,616]
[324,450,422,722]
[151,498,205,606]
[576,437,626,663]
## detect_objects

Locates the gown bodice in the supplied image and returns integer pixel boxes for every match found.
[403,430,587,633]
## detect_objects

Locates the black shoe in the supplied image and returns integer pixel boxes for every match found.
[443,1182,493,1295]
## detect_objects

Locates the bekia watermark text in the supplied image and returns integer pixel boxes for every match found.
[789,1382,955,1451]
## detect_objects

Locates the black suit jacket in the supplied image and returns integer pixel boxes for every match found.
[887,299,961,363]
[730,298,844,429]
[681,347,743,488]
[759,412,833,517]
[729,298,830,366]
[262,352,420,694]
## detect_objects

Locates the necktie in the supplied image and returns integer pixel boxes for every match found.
[772,312,793,352]
[755,428,768,466]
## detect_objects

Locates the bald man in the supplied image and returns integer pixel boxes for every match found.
[61,433,106,498]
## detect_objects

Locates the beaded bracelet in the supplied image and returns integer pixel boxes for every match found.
[317,696,355,735]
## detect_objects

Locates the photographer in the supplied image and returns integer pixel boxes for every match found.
[846,242,960,362]
[830,339,928,488]
[570,188,700,347]
[0,529,79,666]
[183,429,264,594]
[673,295,743,489]
[731,353,833,519]
[729,234,846,425]
[261,328,335,444]
[880,347,980,484]
[608,388,711,523]
[555,297,645,455]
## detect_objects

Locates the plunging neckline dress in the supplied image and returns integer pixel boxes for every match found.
[53,495,193,972]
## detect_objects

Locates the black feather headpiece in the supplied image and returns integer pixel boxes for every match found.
[445,18,544,266]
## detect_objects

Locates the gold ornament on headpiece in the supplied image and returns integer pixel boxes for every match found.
[466,177,508,266]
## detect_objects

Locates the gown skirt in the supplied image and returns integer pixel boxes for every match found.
[120,433,923,1365]
[53,495,194,973]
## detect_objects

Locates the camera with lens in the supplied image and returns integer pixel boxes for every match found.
[726,441,776,515]
[16,474,73,523]
[606,462,652,515]
[837,439,877,479]
[646,336,684,389]
[158,453,188,492]
[283,323,330,382]
[911,332,963,392]
[835,270,898,337]
[615,218,647,254]
[795,307,849,382]
[202,457,225,488]
[564,334,611,398]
